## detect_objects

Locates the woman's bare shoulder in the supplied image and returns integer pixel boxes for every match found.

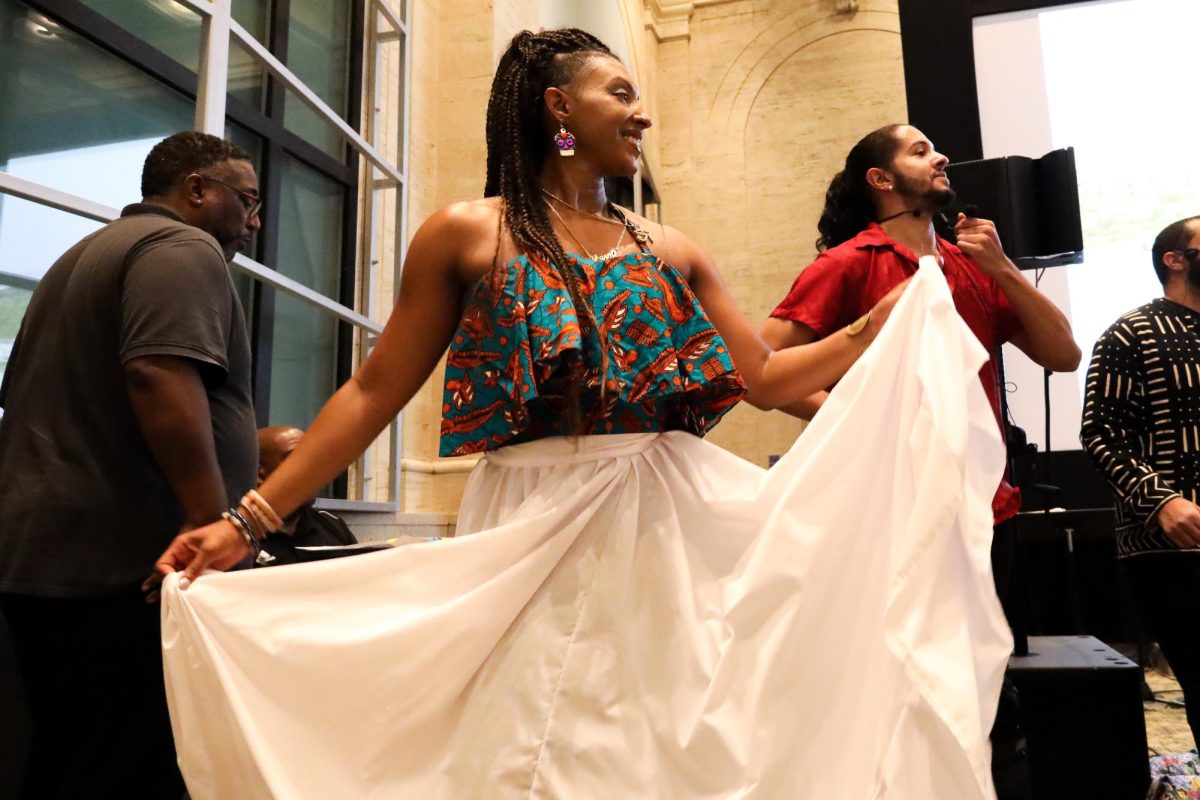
[423,197,502,238]
[612,206,703,278]
[410,198,507,284]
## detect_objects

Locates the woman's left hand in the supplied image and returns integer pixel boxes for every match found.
[142,518,250,600]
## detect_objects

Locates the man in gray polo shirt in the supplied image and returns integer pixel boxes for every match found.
[0,131,260,798]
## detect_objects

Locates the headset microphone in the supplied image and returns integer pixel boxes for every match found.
[877,208,922,224]
[939,203,980,230]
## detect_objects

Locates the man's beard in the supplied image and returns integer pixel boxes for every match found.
[893,173,956,213]
[1186,253,1200,292]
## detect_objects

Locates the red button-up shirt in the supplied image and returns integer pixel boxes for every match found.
[770,223,1024,524]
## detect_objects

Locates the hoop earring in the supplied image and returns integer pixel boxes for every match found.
[554,124,575,157]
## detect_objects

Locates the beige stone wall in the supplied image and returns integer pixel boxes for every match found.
[382,0,907,520]
[649,0,907,468]
[394,0,541,518]
[615,1,662,186]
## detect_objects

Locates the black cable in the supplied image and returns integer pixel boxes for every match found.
[1043,366,1052,490]
[876,208,921,224]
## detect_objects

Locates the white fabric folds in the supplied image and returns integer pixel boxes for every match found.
[161,257,1012,799]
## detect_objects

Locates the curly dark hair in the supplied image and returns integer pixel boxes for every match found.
[484,28,618,419]
[141,131,252,198]
[815,124,905,251]
[1151,216,1200,285]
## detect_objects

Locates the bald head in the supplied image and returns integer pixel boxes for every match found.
[258,426,304,484]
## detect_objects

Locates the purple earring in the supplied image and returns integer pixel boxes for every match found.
[554,124,575,157]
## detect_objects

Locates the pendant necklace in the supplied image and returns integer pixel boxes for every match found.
[544,198,627,262]
[541,188,623,226]
[541,186,655,248]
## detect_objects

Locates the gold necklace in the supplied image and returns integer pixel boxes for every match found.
[541,187,656,248]
[545,199,628,262]
[540,187,624,226]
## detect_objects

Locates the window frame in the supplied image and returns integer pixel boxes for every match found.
[0,0,411,511]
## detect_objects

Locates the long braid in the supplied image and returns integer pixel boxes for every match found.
[485,29,617,424]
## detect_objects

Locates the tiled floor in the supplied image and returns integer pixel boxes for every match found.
[1145,669,1194,756]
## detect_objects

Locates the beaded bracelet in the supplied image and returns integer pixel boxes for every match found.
[238,500,273,538]
[222,509,276,566]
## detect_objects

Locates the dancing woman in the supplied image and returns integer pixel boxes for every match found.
[148,28,990,800]
[154,29,898,583]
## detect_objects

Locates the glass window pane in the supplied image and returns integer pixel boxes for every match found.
[228,36,269,113]
[0,196,104,285]
[232,0,269,44]
[378,22,405,167]
[273,155,344,296]
[284,0,352,157]
[287,0,351,111]
[284,92,346,159]
[79,0,202,72]
[268,154,344,439]
[267,293,338,426]
[228,258,254,327]
[222,123,263,202]
[0,199,105,375]
[367,183,400,312]
[0,0,195,203]
[379,0,405,22]
[0,283,33,379]
[223,123,263,318]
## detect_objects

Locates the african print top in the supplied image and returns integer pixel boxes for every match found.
[439,247,746,457]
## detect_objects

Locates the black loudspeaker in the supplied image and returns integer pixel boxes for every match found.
[1033,148,1084,259]
[945,148,1083,269]
[1006,636,1150,799]
[0,608,29,800]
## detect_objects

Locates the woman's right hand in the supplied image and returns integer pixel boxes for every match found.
[142,519,250,599]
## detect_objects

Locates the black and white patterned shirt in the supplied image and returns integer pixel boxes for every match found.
[1081,298,1200,557]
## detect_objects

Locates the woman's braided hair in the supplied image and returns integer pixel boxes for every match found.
[484,28,618,419]
[815,124,904,251]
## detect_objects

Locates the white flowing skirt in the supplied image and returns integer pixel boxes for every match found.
[161,258,1012,799]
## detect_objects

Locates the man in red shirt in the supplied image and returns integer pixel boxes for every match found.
[765,122,1081,800]
[762,124,1081,524]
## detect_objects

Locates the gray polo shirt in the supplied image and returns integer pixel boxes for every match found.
[0,204,258,597]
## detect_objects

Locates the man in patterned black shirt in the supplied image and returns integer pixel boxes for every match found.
[1081,214,1200,745]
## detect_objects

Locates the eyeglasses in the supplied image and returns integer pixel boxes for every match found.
[197,174,262,218]
[1176,248,1200,261]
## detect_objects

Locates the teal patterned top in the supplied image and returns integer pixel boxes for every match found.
[439,248,746,457]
